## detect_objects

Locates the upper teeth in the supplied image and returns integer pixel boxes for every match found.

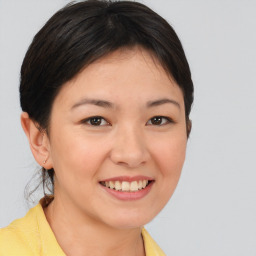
[101,180,149,192]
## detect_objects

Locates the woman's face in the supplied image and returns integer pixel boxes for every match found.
[47,47,188,228]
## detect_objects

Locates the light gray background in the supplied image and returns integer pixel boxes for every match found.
[0,0,256,255]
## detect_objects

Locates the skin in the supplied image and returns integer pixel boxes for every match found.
[21,47,188,256]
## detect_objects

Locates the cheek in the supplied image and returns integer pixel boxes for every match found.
[145,133,187,217]
[150,132,187,192]
[151,133,187,172]
[50,129,109,181]
[49,136,108,202]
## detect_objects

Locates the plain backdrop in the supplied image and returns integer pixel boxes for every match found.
[0,0,256,255]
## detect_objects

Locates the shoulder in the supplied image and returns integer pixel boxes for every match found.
[0,205,41,255]
[142,228,166,256]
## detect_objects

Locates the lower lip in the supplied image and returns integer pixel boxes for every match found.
[100,181,154,201]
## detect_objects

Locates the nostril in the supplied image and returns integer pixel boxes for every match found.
[110,148,149,168]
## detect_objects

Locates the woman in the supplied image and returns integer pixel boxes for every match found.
[0,0,193,255]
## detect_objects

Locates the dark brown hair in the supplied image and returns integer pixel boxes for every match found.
[20,0,194,197]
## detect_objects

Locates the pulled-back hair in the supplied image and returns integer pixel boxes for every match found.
[20,0,194,197]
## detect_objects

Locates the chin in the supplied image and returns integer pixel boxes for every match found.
[102,209,157,230]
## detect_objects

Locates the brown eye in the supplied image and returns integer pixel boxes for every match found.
[151,117,162,125]
[83,116,109,126]
[147,116,172,126]
[90,117,102,125]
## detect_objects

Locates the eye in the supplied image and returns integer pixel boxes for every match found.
[82,116,109,126]
[146,116,172,126]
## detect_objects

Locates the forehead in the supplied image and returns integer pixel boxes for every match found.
[53,47,184,109]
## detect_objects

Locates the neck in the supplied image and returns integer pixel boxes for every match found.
[44,196,145,256]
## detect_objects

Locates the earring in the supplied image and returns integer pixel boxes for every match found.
[43,158,47,164]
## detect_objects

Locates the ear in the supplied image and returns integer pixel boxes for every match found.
[21,112,53,169]
[187,119,192,138]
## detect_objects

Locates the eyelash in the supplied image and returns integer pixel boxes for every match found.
[81,116,173,126]
[82,116,110,126]
[146,116,173,126]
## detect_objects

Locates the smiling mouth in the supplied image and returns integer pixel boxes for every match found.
[99,180,152,192]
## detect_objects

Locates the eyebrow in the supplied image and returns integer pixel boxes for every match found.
[146,98,181,109]
[71,97,180,110]
[71,98,113,110]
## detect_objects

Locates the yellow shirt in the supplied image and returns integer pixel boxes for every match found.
[0,201,166,256]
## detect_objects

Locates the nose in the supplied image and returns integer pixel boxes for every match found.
[110,126,150,168]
